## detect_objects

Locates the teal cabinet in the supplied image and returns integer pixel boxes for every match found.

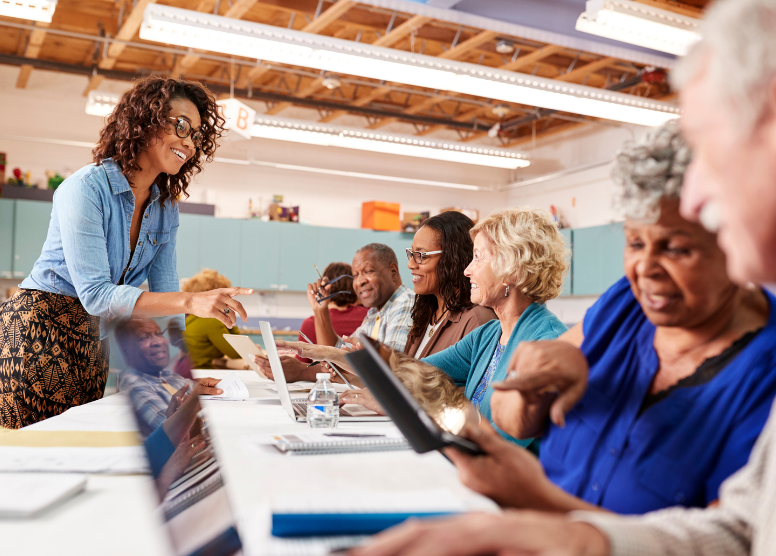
[0,199,14,279]
[177,213,203,281]
[279,223,318,291]
[239,220,280,290]
[12,200,52,279]
[199,217,242,286]
[571,223,625,296]
[559,228,572,296]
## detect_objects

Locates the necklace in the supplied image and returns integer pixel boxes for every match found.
[428,308,449,337]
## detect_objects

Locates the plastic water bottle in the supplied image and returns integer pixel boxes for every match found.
[307,373,340,429]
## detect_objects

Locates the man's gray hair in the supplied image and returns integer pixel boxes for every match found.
[613,120,692,222]
[356,243,398,268]
[672,0,776,131]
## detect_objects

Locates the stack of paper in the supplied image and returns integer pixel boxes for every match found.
[200,372,250,401]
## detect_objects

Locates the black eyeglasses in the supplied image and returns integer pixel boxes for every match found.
[167,117,203,148]
[406,248,442,265]
[314,274,354,304]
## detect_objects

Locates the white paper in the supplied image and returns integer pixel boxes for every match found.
[200,372,250,401]
[272,488,465,514]
[0,446,149,474]
[0,473,88,517]
[257,428,405,446]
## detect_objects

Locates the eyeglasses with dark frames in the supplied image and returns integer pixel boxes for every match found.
[406,248,443,265]
[314,274,355,304]
[167,117,203,149]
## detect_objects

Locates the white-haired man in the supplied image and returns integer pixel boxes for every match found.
[350,1,776,555]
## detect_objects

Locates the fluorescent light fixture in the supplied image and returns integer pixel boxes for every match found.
[576,0,701,56]
[0,0,57,22]
[140,4,679,127]
[85,91,121,117]
[84,94,528,168]
[251,116,530,169]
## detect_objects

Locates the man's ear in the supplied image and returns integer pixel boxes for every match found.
[390,261,400,279]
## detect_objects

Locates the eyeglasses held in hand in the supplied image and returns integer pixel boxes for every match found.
[167,117,203,149]
[314,274,354,304]
[406,248,443,265]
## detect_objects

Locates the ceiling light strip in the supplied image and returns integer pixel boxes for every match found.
[252,116,529,169]
[214,157,487,191]
[576,0,701,56]
[140,4,679,127]
[0,0,57,23]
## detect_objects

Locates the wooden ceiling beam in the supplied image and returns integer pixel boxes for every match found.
[500,44,565,73]
[265,76,326,114]
[438,29,497,60]
[300,0,355,34]
[16,22,48,88]
[556,57,616,83]
[318,84,392,122]
[372,14,430,47]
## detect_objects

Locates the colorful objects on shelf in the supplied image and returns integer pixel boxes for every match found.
[362,201,401,231]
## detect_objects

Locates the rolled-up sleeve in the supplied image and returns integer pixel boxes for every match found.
[57,177,141,320]
[148,214,184,330]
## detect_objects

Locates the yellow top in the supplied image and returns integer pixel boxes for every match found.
[183,315,241,369]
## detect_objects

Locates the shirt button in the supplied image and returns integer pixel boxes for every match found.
[128,267,132,271]
[126,215,130,221]
[591,482,600,491]
[139,241,143,246]
[674,491,686,503]
[609,448,617,456]
[144,213,148,218]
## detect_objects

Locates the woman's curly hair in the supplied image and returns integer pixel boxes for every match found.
[471,207,569,304]
[612,119,692,222]
[92,76,225,206]
[407,211,476,347]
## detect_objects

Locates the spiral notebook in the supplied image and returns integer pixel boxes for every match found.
[270,431,410,456]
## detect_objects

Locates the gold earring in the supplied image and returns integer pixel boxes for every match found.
[505,285,509,297]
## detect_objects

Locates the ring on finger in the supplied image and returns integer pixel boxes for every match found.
[224,306,230,315]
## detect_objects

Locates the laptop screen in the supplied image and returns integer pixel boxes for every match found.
[113,318,242,556]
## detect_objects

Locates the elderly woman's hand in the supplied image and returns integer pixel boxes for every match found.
[443,420,553,509]
[494,339,589,431]
[339,388,385,414]
[187,287,253,328]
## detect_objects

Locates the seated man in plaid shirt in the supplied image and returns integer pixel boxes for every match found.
[117,318,216,435]
[255,243,415,383]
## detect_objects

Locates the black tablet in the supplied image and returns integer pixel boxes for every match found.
[345,334,483,456]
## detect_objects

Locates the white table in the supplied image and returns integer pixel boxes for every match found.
[0,370,494,556]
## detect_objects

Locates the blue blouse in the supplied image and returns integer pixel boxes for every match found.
[20,159,183,338]
[540,276,776,514]
[424,303,567,445]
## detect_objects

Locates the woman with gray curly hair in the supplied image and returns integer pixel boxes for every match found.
[419,120,776,517]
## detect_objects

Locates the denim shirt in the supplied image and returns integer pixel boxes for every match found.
[20,158,183,338]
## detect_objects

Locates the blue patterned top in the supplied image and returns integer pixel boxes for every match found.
[471,343,505,410]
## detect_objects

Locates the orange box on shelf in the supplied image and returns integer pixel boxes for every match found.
[362,201,401,231]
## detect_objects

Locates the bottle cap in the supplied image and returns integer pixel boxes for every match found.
[316,373,331,380]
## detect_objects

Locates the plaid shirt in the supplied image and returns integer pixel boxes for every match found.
[119,366,189,436]
[572,396,776,556]
[351,284,415,352]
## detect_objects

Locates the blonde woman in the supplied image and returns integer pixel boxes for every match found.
[182,269,245,369]
[341,207,569,448]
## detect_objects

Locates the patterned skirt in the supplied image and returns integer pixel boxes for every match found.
[0,289,109,429]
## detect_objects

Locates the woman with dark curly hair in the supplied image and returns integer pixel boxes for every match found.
[403,211,496,358]
[0,76,251,429]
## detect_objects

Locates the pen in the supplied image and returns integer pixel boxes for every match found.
[314,264,323,280]
[298,331,355,389]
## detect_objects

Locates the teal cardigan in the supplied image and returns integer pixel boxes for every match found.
[424,302,567,446]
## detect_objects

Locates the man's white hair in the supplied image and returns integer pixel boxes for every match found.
[673,0,776,131]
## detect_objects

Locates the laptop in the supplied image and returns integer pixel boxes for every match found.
[345,334,483,456]
[259,321,390,423]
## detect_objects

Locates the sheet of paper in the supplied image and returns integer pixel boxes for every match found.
[272,488,465,514]
[0,473,87,517]
[250,427,404,446]
[0,446,149,474]
[200,372,250,401]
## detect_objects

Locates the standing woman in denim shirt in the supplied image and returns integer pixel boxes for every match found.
[0,77,252,429]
